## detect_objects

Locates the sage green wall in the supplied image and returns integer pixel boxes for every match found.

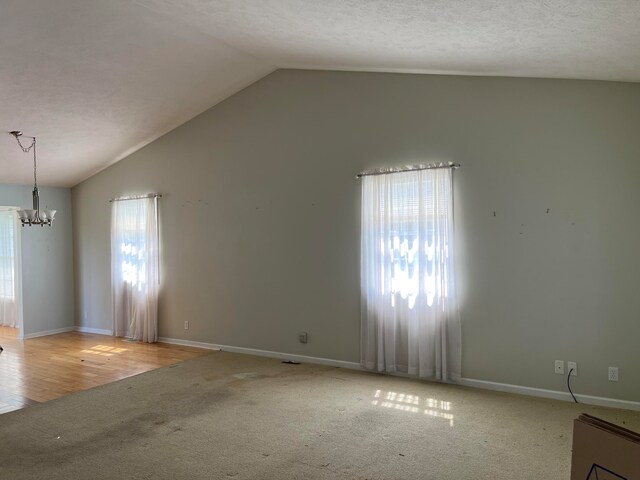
[72,69,640,401]
[0,184,74,336]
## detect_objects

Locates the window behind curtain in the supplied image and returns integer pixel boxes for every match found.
[117,200,149,291]
[0,209,21,328]
[377,173,452,308]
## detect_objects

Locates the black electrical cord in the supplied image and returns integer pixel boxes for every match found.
[567,368,578,403]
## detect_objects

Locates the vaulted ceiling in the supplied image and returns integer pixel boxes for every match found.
[2,0,639,187]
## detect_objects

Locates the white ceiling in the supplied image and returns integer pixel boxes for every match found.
[0,0,274,187]
[2,0,639,187]
[139,0,640,80]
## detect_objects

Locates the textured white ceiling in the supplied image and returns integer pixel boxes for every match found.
[0,0,274,187]
[2,0,639,187]
[137,0,640,80]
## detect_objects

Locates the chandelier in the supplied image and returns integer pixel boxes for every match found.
[10,131,56,227]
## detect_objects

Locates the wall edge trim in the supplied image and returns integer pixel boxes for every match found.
[75,326,113,336]
[157,336,363,370]
[22,326,75,339]
[460,377,640,411]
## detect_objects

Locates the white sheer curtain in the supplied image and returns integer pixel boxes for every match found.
[360,168,461,381]
[0,209,21,328]
[111,197,159,343]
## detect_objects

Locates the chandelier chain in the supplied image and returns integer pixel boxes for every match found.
[33,141,38,189]
[15,135,35,153]
[14,135,38,187]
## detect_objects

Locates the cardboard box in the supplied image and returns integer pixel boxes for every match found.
[571,414,640,480]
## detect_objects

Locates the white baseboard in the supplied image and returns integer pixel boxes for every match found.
[157,336,363,371]
[157,337,220,350]
[75,326,113,336]
[141,336,640,412]
[460,378,640,412]
[22,326,75,339]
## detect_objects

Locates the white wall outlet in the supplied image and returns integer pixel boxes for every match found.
[567,361,577,376]
[184,321,189,330]
[298,332,308,344]
[608,367,619,382]
[554,360,564,375]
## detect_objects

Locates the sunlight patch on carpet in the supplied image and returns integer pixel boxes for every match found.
[371,389,454,426]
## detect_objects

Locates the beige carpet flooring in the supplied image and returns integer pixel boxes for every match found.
[0,351,638,479]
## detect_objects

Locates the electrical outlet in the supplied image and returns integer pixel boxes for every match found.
[608,367,619,382]
[298,332,308,344]
[184,321,189,330]
[567,361,577,376]
[555,360,564,375]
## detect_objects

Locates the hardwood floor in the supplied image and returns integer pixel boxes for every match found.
[0,326,209,414]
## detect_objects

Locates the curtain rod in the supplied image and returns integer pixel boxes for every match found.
[356,163,460,178]
[109,193,162,203]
